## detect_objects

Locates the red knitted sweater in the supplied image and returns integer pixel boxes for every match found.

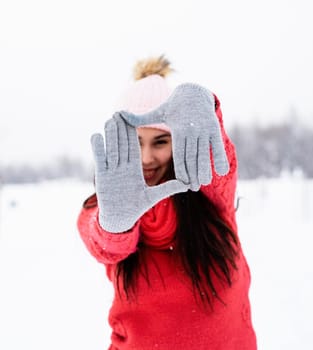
[77,98,257,349]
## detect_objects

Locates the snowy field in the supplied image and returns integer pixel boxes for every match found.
[0,178,312,349]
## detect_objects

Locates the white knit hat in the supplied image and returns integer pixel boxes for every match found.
[116,56,173,132]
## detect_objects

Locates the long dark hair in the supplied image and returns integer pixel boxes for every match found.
[174,190,238,304]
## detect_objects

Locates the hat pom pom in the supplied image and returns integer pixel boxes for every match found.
[133,55,173,81]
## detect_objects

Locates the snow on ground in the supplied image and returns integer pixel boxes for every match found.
[0,178,312,349]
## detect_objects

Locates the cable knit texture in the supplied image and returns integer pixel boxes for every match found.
[77,95,257,349]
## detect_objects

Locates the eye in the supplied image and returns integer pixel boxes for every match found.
[154,139,168,146]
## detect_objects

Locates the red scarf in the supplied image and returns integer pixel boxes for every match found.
[140,197,177,250]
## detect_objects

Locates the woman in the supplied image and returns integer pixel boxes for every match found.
[77,56,257,349]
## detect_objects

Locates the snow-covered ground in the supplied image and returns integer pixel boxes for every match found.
[0,178,312,349]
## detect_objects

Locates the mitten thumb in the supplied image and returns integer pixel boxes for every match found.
[120,107,166,127]
[146,179,189,204]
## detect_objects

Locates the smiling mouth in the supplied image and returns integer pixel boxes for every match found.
[143,168,158,180]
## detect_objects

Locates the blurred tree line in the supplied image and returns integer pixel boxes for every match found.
[229,121,313,179]
[1,121,312,184]
[0,157,93,184]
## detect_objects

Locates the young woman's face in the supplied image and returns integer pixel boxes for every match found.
[137,127,173,186]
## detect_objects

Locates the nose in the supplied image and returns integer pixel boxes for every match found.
[141,145,154,166]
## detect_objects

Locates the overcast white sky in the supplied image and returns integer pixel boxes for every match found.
[0,0,312,164]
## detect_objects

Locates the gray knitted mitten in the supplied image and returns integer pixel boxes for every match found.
[91,113,189,233]
[120,83,229,191]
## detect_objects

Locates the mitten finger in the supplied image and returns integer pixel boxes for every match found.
[210,130,229,175]
[126,122,142,166]
[104,119,119,169]
[91,133,107,172]
[172,132,189,184]
[197,137,212,185]
[185,133,200,191]
[114,113,130,165]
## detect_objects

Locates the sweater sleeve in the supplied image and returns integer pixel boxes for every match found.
[77,204,140,265]
[200,95,238,230]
